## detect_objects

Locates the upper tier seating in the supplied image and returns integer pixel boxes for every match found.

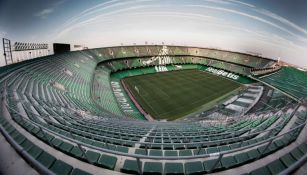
[260,67,307,101]
[0,47,306,175]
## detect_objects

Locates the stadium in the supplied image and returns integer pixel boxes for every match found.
[0,1,307,175]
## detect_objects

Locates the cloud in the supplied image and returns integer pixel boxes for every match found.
[54,1,305,44]
[34,8,54,19]
[54,3,158,39]
[228,0,255,8]
[34,0,66,19]
[44,0,307,68]
[254,8,307,36]
[54,0,66,6]
[0,30,7,38]
[203,0,231,5]
[188,4,307,44]
[223,1,307,41]
[223,1,307,37]
[59,0,146,31]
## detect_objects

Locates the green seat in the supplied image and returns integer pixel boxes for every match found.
[143,162,163,175]
[274,139,284,148]
[51,137,63,147]
[12,132,26,144]
[27,145,43,158]
[5,125,16,134]
[179,150,192,156]
[207,147,218,154]
[30,127,40,134]
[37,131,54,143]
[97,154,117,170]
[85,150,100,164]
[250,166,271,175]
[290,148,304,160]
[240,141,249,147]
[121,159,140,174]
[221,156,237,169]
[193,148,206,155]
[20,139,34,151]
[229,143,240,149]
[281,135,292,145]
[257,143,278,156]
[218,145,230,152]
[185,161,204,175]
[151,144,162,149]
[70,168,92,175]
[234,152,249,165]
[117,145,129,153]
[37,151,56,168]
[82,138,93,145]
[149,150,162,156]
[267,159,286,174]
[187,144,198,149]
[163,144,173,150]
[298,143,307,154]
[70,146,85,159]
[280,153,296,167]
[164,150,178,157]
[92,141,105,148]
[204,159,222,172]
[248,139,257,145]
[174,144,185,150]
[50,160,73,175]
[0,118,6,124]
[247,149,260,160]
[59,142,73,153]
[164,162,184,175]
[135,149,147,155]
[105,143,117,151]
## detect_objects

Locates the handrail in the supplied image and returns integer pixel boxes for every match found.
[3,48,305,173]
[248,75,300,102]
[58,113,286,146]
[41,102,295,138]
[9,98,297,147]
[0,124,55,175]
[9,95,280,138]
[5,97,306,160]
[21,76,292,126]
[7,92,301,147]
[280,153,307,175]
[61,102,281,133]
[3,80,307,175]
[0,81,55,175]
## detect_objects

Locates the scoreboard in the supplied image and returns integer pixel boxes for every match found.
[53,43,70,54]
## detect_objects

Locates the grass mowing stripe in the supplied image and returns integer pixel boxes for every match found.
[123,69,240,120]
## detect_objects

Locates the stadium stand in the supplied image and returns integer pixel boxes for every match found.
[92,66,124,116]
[0,45,306,175]
[260,67,307,101]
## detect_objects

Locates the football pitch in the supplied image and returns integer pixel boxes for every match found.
[123,69,240,120]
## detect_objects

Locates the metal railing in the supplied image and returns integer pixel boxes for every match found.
[280,153,307,175]
[6,85,302,148]
[10,94,279,137]
[8,96,298,149]
[0,81,55,175]
[4,95,307,174]
[2,77,307,174]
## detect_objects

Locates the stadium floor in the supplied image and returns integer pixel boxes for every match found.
[123,69,240,120]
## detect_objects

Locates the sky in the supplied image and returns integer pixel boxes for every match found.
[0,0,307,68]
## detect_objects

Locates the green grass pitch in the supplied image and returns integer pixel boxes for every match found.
[123,69,240,120]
